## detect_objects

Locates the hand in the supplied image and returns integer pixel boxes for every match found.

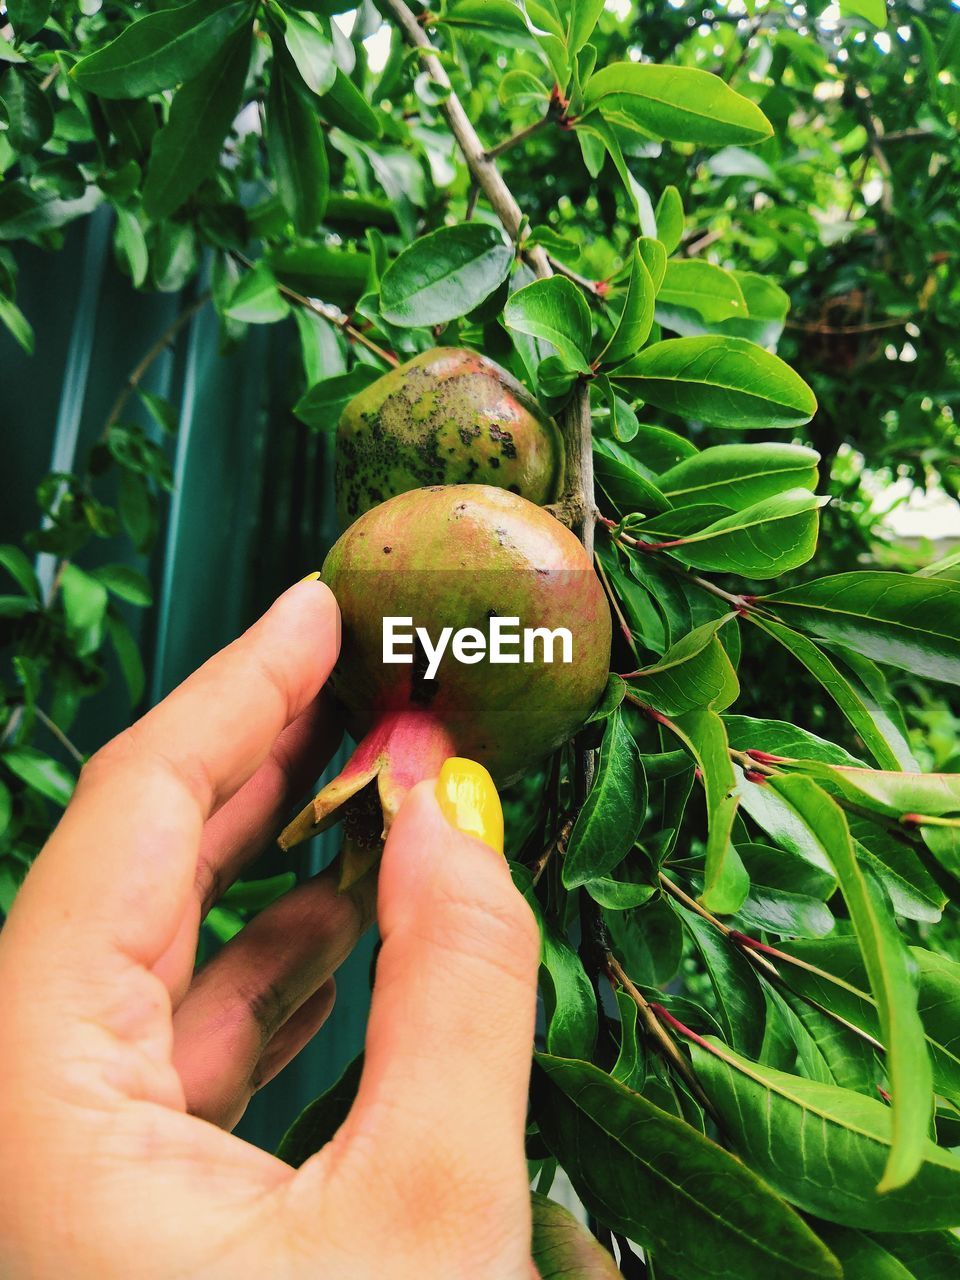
[0,579,540,1278]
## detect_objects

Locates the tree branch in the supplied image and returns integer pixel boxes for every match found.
[381,0,595,554]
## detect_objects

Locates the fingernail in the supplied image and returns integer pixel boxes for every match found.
[435,758,504,856]
[299,571,322,583]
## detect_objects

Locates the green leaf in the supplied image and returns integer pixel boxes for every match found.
[658,262,748,324]
[762,573,960,687]
[532,1054,841,1280]
[629,617,739,717]
[643,489,827,579]
[767,774,933,1191]
[282,10,337,96]
[563,708,646,888]
[584,876,656,910]
[628,422,696,472]
[3,746,75,807]
[270,244,370,309]
[0,292,33,353]
[678,904,765,1051]
[724,715,863,767]
[0,544,40,601]
[654,184,683,255]
[6,0,51,40]
[0,181,101,241]
[142,23,252,220]
[566,0,606,53]
[878,1231,960,1278]
[318,69,382,141]
[524,885,599,1059]
[2,67,53,154]
[276,1052,363,1166]
[775,938,960,1112]
[750,616,907,771]
[294,367,384,430]
[840,0,888,29]
[224,263,290,324]
[137,389,178,437]
[0,779,11,839]
[593,437,672,516]
[735,879,835,939]
[60,562,108,657]
[0,32,26,63]
[268,40,329,236]
[583,63,773,146]
[531,1191,620,1278]
[829,647,918,770]
[637,236,667,291]
[107,612,146,706]
[614,336,817,430]
[443,0,531,39]
[658,443,820,511]
[598,241,654,367]
[92,564,153,607]
[691,1038,958,1230]
[503,277,593,372]
[672,708,747,913]
[498,68,551,106]
[221,872,295,912]
[736,770,838,886]
[380,222,512,328]
[73,0,250,99]
[114,208,148,289]
[586,673,626,723]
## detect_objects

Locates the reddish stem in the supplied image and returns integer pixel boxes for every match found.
[649,1003,714,1052]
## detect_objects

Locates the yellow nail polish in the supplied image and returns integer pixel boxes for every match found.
[435,758,504,856]
[299,571,322,583]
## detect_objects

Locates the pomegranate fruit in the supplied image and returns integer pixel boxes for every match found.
[336,347,564,527]
[280,485,611,866]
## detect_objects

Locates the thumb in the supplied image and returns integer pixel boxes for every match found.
[337,760,539,1240]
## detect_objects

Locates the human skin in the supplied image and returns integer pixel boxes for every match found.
[0,579,540,1278]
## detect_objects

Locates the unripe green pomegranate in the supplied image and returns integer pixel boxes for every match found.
[336,347,564,527]
[281,485,610,856]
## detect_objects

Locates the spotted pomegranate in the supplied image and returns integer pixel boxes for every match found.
[335,347,564,527]
[281,485,610,869]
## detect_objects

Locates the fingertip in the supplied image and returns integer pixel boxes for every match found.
[276,576,341,639]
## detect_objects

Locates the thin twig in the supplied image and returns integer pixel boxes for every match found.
[101,292,211,438]
[545,255,604,297]
[606,951,721,1123]
[531,817,573,886]
[602,521,751,610]
[231,252,399,368]
[34,706,84,766]
[784,315,910,336]
[485,115,550,160]
[594,552,639,662]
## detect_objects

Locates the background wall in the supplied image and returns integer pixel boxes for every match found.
[0,210,375,1152]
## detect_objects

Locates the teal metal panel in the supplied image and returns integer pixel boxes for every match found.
[5,234,373,1155]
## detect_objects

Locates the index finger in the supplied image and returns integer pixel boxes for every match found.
[7,578,339,972]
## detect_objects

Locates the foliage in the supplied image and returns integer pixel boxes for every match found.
[3,0,960,1274]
